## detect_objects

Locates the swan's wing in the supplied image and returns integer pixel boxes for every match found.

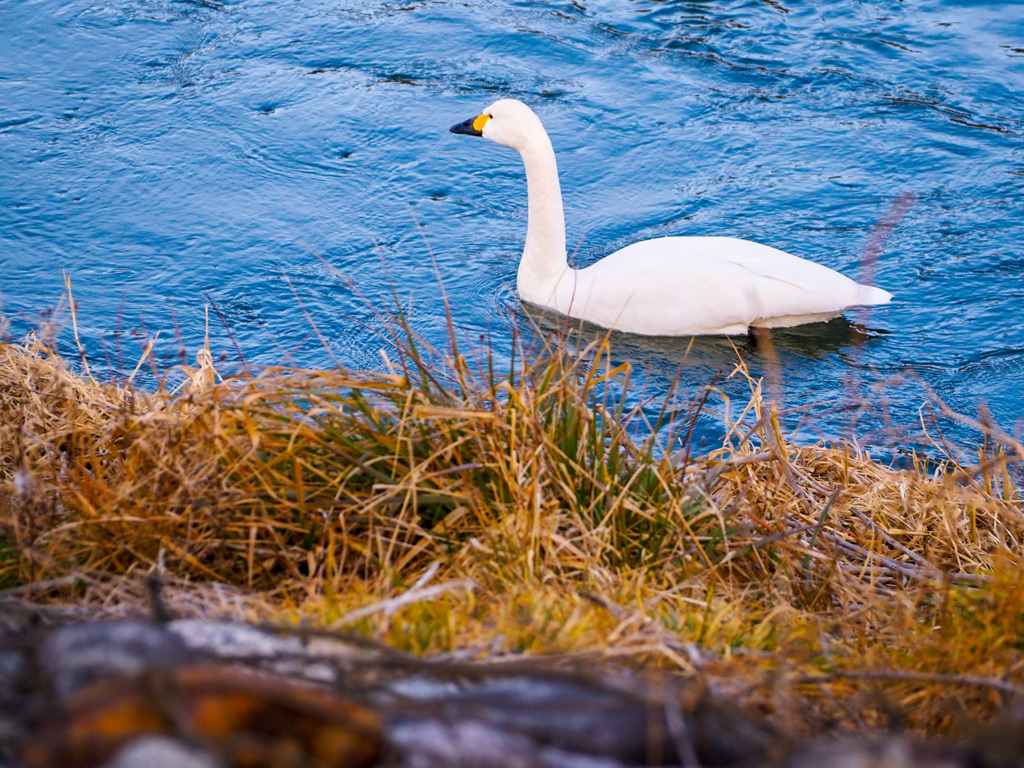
[609,236,891,304]
[559,235,890,335]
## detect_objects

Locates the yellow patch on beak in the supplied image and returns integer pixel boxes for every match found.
[472,114,490,132]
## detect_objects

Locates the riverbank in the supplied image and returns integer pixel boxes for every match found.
[2,331,1023,738]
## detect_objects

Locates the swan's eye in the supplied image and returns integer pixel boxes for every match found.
[472,113,491,132]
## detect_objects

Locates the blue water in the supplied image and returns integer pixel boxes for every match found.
[2,0,1023,455]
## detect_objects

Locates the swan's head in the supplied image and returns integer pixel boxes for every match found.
[449,99,546,152]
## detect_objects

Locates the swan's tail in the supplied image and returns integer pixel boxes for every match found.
[856,284,893,306]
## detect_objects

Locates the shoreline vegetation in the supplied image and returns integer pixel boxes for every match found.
[3,312,1024,740]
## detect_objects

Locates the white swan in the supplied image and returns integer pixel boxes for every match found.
[450,99,892,336]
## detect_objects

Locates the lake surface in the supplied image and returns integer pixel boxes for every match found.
[2,0,1023,456]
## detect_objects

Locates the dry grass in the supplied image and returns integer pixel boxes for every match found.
[3,321,1024,737]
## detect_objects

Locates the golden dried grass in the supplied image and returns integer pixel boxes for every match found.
[2,324,1024,736]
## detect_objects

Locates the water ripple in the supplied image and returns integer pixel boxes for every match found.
[1,0,1022,451]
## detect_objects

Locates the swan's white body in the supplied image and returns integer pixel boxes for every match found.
[451,99,891,336]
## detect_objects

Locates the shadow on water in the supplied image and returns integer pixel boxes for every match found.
[511,300,900,456]
[519,300,884,368]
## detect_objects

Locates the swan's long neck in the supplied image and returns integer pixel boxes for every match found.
[517,128,569,290]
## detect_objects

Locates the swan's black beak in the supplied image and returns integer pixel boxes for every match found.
[449,117,482,136]
[450,114,487,137]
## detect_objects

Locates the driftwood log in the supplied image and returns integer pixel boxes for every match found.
[3,598,1023,768]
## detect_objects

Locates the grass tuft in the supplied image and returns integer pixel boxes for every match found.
[2,322,1024,736]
